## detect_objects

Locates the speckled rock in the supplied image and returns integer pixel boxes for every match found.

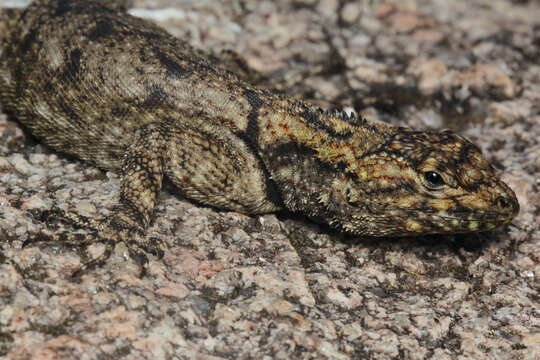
[0,0,538,359]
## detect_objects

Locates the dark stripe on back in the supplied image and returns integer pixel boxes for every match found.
[268,141,352,179]
[141,83,168,109]
[240,88,283,208]
[88,18,118,40]
[153,49,189,79]
[20,28,39,54]
[66,48,82,77]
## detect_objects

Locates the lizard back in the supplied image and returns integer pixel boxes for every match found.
[0,0,274,171]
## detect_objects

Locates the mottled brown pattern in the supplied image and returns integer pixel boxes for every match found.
[0,0,519,275]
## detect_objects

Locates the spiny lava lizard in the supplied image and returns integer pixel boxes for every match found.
[0,0,519,276]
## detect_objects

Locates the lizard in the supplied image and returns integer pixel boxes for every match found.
[0,0,520,276]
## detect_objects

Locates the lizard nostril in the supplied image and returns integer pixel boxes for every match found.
[495,196,511,210]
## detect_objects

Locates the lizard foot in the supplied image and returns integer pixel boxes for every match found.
[25,207,165,277]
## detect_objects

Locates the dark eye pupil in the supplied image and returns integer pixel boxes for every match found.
[424,171,445,187]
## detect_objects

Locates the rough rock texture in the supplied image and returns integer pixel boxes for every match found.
[0,0,538,359]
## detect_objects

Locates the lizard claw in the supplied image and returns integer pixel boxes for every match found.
[71,239,116,278]
[138,237,166,259]
[39,206,64,223]
[21,231,49,248]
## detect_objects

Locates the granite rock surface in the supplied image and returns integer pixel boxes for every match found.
[0,0,538,359]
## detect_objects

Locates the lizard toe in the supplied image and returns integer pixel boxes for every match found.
[139,237,166,259]
[72,239,116,278]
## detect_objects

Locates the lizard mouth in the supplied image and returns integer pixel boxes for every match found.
[343,207,518,236]
[401,209,517,234]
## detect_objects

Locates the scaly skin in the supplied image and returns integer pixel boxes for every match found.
[0,0,519,276]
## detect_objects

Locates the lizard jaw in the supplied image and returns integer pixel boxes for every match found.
[338,206,518,237]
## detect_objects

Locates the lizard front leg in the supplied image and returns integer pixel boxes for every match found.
[25,123,168,277]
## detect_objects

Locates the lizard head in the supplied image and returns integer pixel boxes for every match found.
[323,129,519,236]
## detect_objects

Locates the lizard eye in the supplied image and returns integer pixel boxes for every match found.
[423,171,445,189]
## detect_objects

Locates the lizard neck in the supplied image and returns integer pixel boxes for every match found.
[253,100,396,218]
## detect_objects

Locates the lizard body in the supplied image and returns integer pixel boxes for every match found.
[0,0,519,275]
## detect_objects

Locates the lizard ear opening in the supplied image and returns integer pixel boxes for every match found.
[344,186,360,206]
